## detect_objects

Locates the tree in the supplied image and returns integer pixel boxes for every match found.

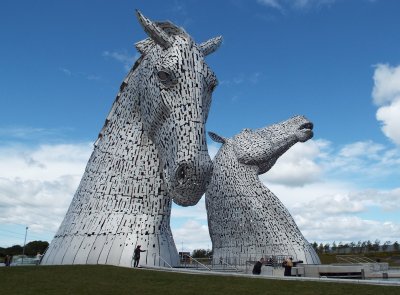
[361,241,367,253]
[4,245,23,256]
[337,242,344,253]
[349,242,356,253]
[366,240,373,252]
[382,241,391,252]
[311,242,318,252]
[331,241,337,253]
[318,243,324,254]
[394,241,399,251]
[324,243,330,253]
[0,241,49,258]
[192,249,212,258]
[372,239,380,252]
[356,241,362,253]
[25,241,49,256]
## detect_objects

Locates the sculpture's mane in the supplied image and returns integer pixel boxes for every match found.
[94,22,194,146]
[94,59,142,147]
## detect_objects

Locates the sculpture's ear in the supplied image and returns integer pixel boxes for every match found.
[208,131,226,144]
[199,36,222,56]
[135,38,154,54]
[135,10,172,49]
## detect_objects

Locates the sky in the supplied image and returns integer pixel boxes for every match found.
[1,0,400,253]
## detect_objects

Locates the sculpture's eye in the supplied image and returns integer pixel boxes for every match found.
[157,70,177,86]
[157,70,170,81]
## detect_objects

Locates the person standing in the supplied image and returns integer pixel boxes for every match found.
[252,257,264,275]
[283,257,293,276]
[35,252,43,266]
[133,245,146,267]
[4,255,11,267]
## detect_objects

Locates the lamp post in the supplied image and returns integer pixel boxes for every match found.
[22,226,28,265]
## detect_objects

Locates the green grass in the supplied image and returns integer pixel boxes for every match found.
[0,265,399,295]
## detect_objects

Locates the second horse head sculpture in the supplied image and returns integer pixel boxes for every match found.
[206,115,321,265]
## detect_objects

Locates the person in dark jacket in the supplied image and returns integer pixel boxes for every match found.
[4,255,11,267]
[252,258,264,275]
[133,245,146,267]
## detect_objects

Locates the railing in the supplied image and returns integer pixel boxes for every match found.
[182,255,211,271]
[11,255,37,266]
[215,254,291,269]
[336,255,376,264]
[158,255,173,268]
[151,253,173,268]
[217,260,239,271]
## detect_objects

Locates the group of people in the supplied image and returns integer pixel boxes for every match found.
[252,257,295,276]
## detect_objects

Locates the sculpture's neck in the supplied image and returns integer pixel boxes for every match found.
[213,144,260,184]
[89,62,160,181]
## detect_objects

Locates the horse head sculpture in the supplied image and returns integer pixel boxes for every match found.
[135,11,221,206]
[210,115,313,174]
[41,11,222,267]
[206,115,320,264]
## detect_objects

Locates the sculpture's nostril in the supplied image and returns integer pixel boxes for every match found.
[176,164,188,184]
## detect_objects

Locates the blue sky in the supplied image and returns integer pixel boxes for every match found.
[1,0,400,251]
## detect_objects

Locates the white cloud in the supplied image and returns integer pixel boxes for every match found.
[171,198,211,252]
[372,64,400,105]
[219,72,263,87]
[267,183,400,243]
[257,135,400,244]
[0,142,92,245]
[312,140,400,184]
[261,139,325,186]
[338,141,385,158]
[372,64,400,146]
[59,67,72,76]
[0,143,92,181]
[299,215,400,243]
[258,0,282,10]
[0,127,59,140]
[171,198,208,221]
[376,100,400,146]
[102,50,139,71]
[171,220,212,252]
[354,188,400,211]
[257,0,336,11]
[0,176,79,231]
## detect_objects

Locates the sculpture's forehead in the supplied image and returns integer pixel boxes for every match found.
[232,127,290,149]
[162,37,215,74]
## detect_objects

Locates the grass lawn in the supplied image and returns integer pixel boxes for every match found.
[0,265,398,295]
